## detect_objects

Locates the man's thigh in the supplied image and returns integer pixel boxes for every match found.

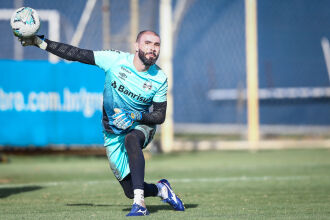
[104,132,130,181]
[104,124,156,181]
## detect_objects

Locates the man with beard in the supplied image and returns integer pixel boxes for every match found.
[16,30,184,216]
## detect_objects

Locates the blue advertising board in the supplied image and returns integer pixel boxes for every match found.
[0,60,104,146]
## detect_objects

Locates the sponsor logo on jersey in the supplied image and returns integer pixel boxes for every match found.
[102,49,121,54]
[121,66,132,74]
[143,80,152,91]
[110,49,121,54]
[111,81,152,103]
[111,81,117,88]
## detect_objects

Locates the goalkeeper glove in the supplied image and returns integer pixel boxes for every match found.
[18,35,47,50]
[112,108,142,130]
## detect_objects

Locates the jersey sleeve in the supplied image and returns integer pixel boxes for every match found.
[153,80,168,102]
[93,50,121,71]
[44,38,95,65]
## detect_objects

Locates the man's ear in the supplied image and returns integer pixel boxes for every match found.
[134,42,139,52]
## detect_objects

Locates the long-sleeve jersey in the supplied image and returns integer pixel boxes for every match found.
[44,39,168,134]
[94,50,168,134]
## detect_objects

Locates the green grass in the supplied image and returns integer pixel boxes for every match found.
[1,149,330,219]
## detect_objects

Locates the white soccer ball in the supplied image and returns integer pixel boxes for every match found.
[10,7,40,37]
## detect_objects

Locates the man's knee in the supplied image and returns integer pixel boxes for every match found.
[124,130,145,152]
[125,132,139,145]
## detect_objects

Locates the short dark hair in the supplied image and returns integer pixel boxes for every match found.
[136,30,160,42]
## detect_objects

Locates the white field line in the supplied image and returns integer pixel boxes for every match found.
[0,175,317,189]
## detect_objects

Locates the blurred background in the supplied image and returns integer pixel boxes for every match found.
[1,0,330,152]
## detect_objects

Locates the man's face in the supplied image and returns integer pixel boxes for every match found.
[136,32,161,66]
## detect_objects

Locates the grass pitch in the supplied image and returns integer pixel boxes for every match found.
[0,149,330,219]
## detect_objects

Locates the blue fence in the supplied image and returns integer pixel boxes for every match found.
[1,0,330,146]
[257,0,330,125]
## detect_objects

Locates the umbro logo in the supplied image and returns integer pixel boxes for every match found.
[119,72,127,80]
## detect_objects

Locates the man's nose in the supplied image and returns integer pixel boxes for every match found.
[149,45,156,51]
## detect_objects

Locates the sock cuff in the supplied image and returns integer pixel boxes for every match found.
[156,182,164,197]
[134,189,144,196]
[133,189,145,206]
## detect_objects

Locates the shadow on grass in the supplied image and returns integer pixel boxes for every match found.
[0,185,43,198]
[122,204,198,213]
[67,203,198,213]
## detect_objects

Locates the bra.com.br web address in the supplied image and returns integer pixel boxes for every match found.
[0,88,102,118]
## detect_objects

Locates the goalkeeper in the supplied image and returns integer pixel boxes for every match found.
[16,30,184,216]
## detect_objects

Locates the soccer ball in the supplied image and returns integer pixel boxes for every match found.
[10,7,40,37]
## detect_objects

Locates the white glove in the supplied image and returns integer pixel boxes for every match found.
[18,35,47,50]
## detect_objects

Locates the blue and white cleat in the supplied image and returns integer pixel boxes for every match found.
[158,179,185,211]
[126,203,150,217]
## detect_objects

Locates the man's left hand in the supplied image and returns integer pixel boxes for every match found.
[112,108,142,130]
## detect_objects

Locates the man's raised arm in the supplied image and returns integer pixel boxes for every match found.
[19,35,95,65]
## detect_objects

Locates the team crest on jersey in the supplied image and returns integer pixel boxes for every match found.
[143,80,152,91]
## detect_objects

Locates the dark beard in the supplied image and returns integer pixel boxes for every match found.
[138,49,158,66]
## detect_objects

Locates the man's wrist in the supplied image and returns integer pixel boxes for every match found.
[131,111,142,121]
[35,35,47,50]
[37,40,47,50]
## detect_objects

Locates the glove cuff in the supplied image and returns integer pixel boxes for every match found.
[35,35,47,50]
[130,111,142,121]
